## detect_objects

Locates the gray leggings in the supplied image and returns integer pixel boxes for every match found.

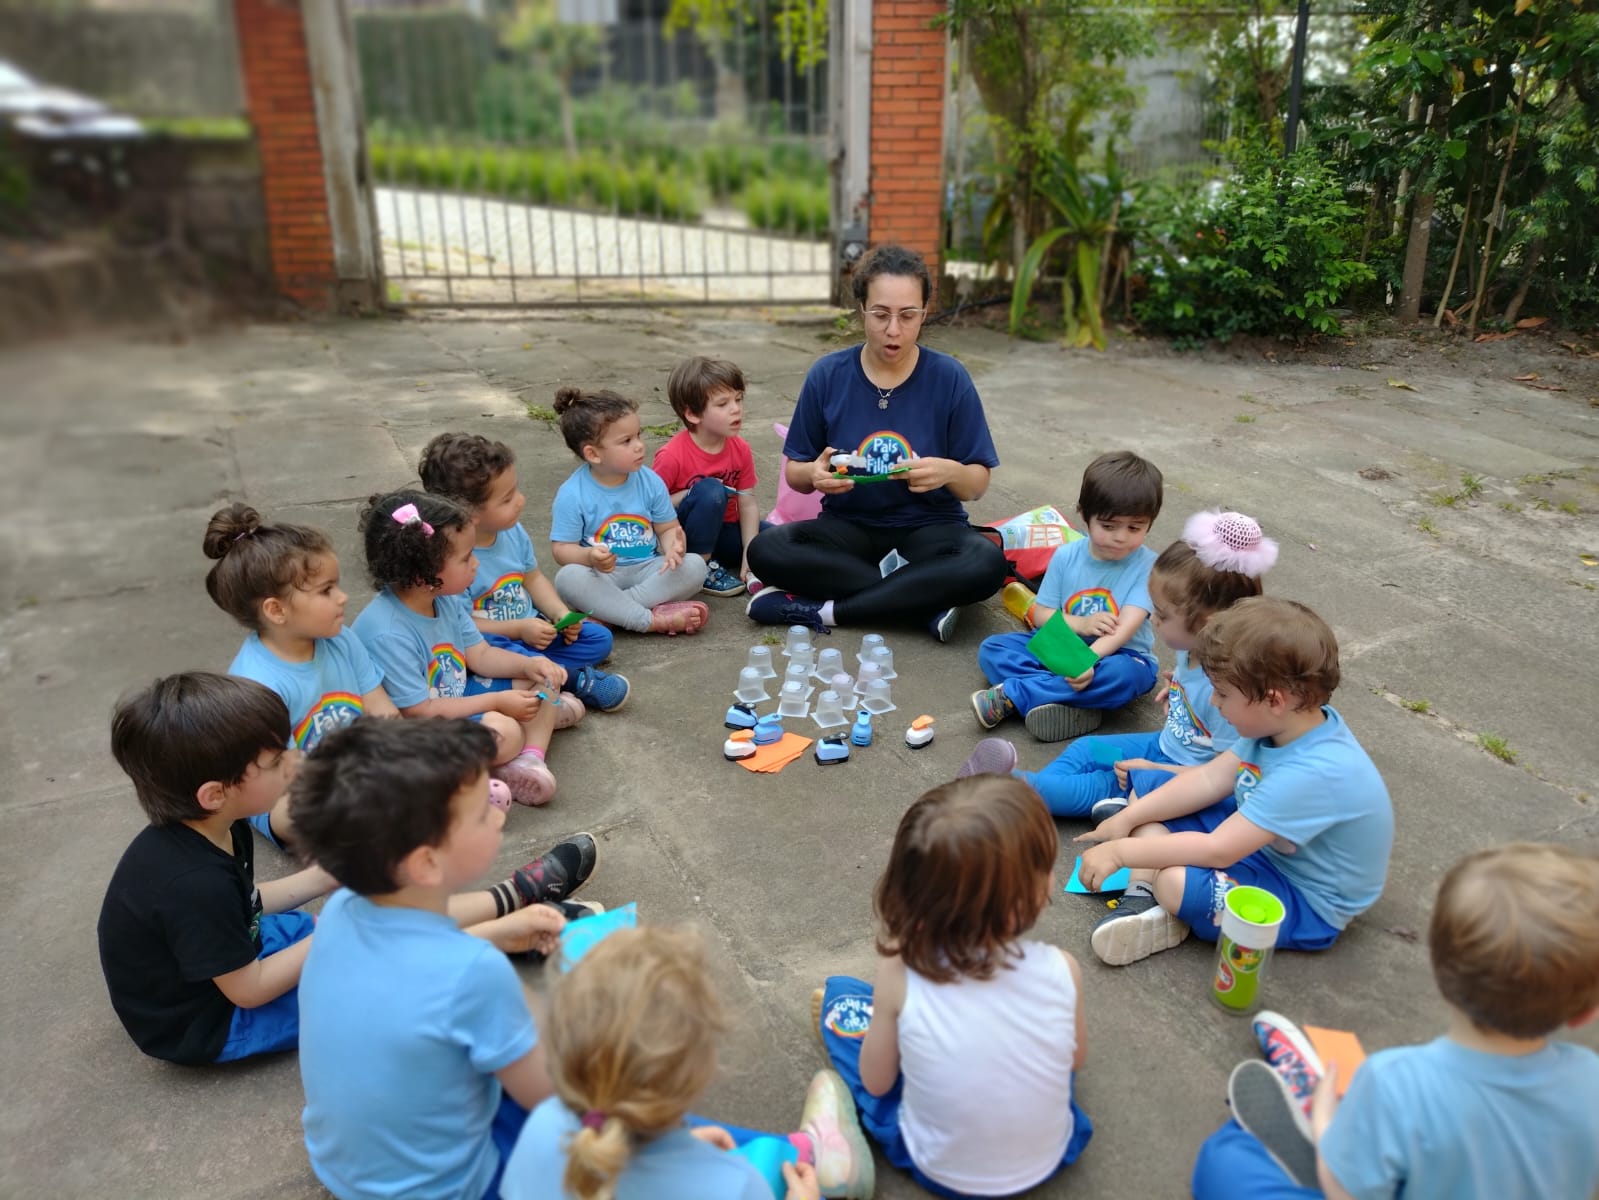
[554,555,708,632]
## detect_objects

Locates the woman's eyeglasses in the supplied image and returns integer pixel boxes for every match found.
[862,306,926,328]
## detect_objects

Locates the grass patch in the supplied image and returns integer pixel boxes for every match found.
[760,630,784,646]
[1430,491,1461,508]
[642,421,680,438]
[1499,501,1523,513]
[1458,472,1484,500]
[1478,733,1517,764]
[1559,501,1581,516]
[1516,469,1576,485]
[526,404,559,424]
[1534,498,1553,511]
[1417,515,1440,535]
[1234,413,1257,424]
[1401,698,1431,713]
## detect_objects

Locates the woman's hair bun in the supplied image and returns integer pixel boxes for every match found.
[553,386,584,414]
[202,503,261,560]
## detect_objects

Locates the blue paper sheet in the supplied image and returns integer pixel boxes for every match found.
[1065,855,1131,894]
[558,902,638,973]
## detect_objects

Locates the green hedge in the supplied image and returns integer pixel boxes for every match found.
[739,177,829,233]
[355,11,497,134]
[369,143,705,223]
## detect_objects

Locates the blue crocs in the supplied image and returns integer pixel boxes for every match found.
[570,665,630,713]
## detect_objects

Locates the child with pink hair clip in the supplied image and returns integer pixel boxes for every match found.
[961,510,1279,820]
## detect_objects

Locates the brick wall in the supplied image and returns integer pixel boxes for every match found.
[233,0,336,310]
[868,0,947,280]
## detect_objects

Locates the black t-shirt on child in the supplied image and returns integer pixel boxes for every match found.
[97,820,264,1064]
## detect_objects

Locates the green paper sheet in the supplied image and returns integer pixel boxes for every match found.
[552,611,589,631]
[1026,608,1101,678]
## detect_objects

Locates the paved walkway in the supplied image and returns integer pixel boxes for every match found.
[2,310,1596,1197]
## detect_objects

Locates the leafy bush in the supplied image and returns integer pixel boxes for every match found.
[1135,150,1373,345]
[739,178,829,233]
[355,11,497,134]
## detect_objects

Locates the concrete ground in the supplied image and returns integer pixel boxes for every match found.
[2,309,1596,1198]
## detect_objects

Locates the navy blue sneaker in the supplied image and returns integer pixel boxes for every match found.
[569,665,630,713]
[928,607,959,643]
[746,589,827,631]
[701,562,747,597]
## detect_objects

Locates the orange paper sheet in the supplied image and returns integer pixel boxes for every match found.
[1303,1026,1366,1097]
[736,732,814,774]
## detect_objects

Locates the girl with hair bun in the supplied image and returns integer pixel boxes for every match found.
[501,925,872,1200]
[962,509,1279,821]
[351,489,577,808]
[547,386,711,636]
[203,502,399,847]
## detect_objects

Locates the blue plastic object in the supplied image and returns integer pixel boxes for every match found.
[753,715,785,745]
[850,710,873,747]
[558,903,639,973]
[725,703,758,730]
[729,1136,799,1199]
[815,734,850,764]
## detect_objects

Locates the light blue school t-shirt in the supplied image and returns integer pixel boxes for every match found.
[1158,650,1238,766]
[229,628,384,750]
[1320,1037,1599,1200]
[470,524,544,622]
[1230,706,1393,928]
[549,466,675,563]
[352,588,483,708]
[1035,537,1157,659]
[300,889,538,1200]
[500,1098,770,1200]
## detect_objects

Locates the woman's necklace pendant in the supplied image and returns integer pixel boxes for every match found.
[876,386,894,410]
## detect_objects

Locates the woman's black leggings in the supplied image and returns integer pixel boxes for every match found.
[747,514,1007,626]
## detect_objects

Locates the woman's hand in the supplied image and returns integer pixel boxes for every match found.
[901,456,960,493]
[810,447,856,495]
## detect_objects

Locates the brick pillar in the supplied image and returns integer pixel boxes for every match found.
[868,0,947,280]
[234,0,337,310]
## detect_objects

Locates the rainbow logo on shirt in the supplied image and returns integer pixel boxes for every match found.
[293,692,364,750]
[428,644,468,699]
[822,994,874,1039]
[474,572,530,622]
[1066,587,1118,617]
[1234,760,1263,803]
[1164,677,1212,752]
[595,514,657,560]
[856,431,913,475]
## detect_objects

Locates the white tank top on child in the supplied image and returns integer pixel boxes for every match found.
[897,939,1078,1194]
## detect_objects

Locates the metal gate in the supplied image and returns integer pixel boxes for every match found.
[356,0,834,306]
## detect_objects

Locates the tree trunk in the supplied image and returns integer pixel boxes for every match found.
[1434,185,1474,327]
[1501,238,1544,326]
[1399,90,1453,323]
[1469,19,1541,337]
[559,75,578,159]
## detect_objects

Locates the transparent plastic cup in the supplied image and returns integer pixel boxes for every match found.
[734,667,770,703]
[814,647,845,682]
[783,626,810,657]
[783,662,814,696]
[867,645,897,680]
[830,672,855,696]
[860,678,896,714]
[854,662,884,695]
[811,689,849,729]
[857,633,886,664]
[777,680,812,718]
[745,645,779,680]
[790,642,816,672]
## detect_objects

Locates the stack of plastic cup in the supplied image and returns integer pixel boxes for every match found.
[790,642,816,672]
[854,662,885,696]
[857,633,886,664]
[777,680,811,718]
[745,646,779,680]
[860,678,896,714]
[866,645,897,680]
[813,647,845,683]
[830,671,855,696]
[783,626,810,657]
[783,663,814,697]
[811,689,849,729]
[734,667,770,703]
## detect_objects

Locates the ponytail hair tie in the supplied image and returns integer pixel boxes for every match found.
[580,1109,607,1132]
[232,529,253,544]
[1182,510,1278,577]
[391,503,434,536]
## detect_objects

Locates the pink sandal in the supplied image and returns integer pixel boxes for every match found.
[495,753,557,807]
[551,691,585,730]
[650,600,710,636]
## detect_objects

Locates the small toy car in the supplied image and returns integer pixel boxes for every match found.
[904,715,935,749]
[850,710,873,747]
[725,702,758,730]
[724,730,756,761]
[814,735,850,765]
[753,715,785,745]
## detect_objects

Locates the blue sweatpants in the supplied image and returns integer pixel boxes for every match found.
[1191,1119,1322,1199]
[977,631,1158,715]
[1161,799,1342,951]
[214,910,315,1062]
[1020,730,1186,817]
[817,975,1092,1199]
[484,621,612,673]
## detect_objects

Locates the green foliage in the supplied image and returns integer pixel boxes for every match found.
[355,11,497,135]
[1401,698,1431,713]
[1477,733,1516,764]
[0,142,33,233]
[1134,149,1373,345]
[739,177,829,233]
[665,0,829,71]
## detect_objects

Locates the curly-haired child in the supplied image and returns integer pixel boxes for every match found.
[418,431,630,713]
[961,510,1278,819]
[547,386,710,635]
[502,925,871,1200]
[352,489,576,807]
[813,774,1092,1197]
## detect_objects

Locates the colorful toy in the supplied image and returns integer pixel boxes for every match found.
[850,710,873,747]
[814,735,851,765]
[830,453,912,484]
[904,715,935,749]
[753,714,785,745]
[724,702,758,730]
[724,730,756,761]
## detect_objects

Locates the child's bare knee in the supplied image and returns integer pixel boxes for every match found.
[478,712,525,763]
[1153,867,1187,911]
